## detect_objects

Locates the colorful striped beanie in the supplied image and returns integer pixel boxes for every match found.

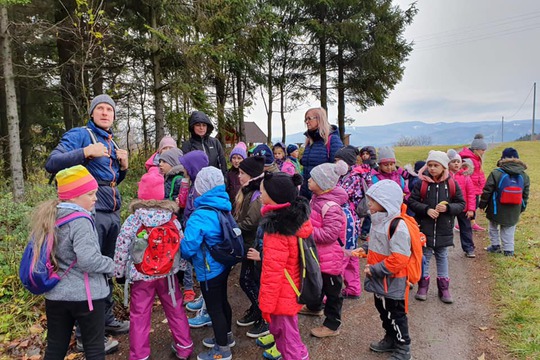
[56,165,98,200]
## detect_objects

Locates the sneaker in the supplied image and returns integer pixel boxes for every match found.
[197,344,232,360]
[465,251,476,258]
[298,305,323,316]
[246,319,270,338]
[256,334,275,349]
[75,336,119,354]
[105,318,130,335]
[202,332,235,348]
[183,289,196,303]
[171,342,194,360]
[263,344,282,360]
[310,325,340,338]
[186,295,204,312]
[504,251,515,256]
[236,307,259,327]
[453,225,460,231]
[189,309,212,328]
[369,335,396,353]
[472,223,486,231]
[485,244,502,253]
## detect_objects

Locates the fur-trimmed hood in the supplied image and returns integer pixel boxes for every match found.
[260,197,311,236]
[129,199,178,213]
[497,158,527,174]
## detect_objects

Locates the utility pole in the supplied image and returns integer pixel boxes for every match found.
[501,116,504,142]
[532,82,536,141]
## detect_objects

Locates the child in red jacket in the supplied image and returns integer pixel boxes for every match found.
[259,172,311,360]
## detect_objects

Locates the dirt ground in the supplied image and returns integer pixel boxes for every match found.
[100,230,511,360]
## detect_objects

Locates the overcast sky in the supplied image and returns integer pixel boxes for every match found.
[252,0,540,138]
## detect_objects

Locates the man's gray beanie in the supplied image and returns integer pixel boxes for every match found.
[89,94,116,118]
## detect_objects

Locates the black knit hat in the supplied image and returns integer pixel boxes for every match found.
[262,172,303,204]
[239,156,265,178]
[335,145,359,166]
[501,147,519,159]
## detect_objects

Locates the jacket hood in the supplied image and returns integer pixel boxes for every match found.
[360,146,376,157]
[366,179,403,218]
[166,164,185,177]
[194,184,231,211]
[417,164,450,184]
[314,186,348,206]
[460,147,481,161]
[497,158,527,174]
[188,111,214,136]
[179,150,208,180]
[260,196,311,236]
[129,199,178,214]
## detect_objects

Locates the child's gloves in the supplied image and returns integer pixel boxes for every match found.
[351,248,367,258]
[262,312,271,324]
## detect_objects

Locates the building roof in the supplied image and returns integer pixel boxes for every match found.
[244,121,268,144]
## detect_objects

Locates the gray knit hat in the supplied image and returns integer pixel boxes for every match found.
[377,146,396,163]
[470,134,487,151]
[194,166,224,195]
[310,160,348,191]
[89,94,116,118]
[159,148,183,167]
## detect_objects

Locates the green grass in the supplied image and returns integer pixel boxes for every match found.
[395,141,540,359]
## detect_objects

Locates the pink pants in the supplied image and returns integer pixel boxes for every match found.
[342,256,362,297]
[269,314,309,360]
[129,277,193,360]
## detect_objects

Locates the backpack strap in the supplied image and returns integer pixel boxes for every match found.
[84,126,120,150]
[447,177,456,199]
[420,180,428,201]
[250,190,261,203]
[169,175,183,200]
[388,217,403,239]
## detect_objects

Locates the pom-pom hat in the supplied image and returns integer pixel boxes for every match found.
[310,160,348,191]
[262,172,303,204]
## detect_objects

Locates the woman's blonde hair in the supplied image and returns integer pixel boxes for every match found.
[29,199,60,270]
[304,107,331,146]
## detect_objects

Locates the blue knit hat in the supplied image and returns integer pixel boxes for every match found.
[287,144,299,155]
[253,144,274,166]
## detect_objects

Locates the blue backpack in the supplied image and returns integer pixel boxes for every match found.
[322,201,358,249]
[19,212,93,295]
[493,168,525,214]
[199,207,245,267]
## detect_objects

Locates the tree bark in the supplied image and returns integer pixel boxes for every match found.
[280,83,286,143]
[1,6,25,201]
[319,33,327,111]
[267,56,273,144]
[215,73,226,147]
[236,69,246,143]
[337,43,345,141]
[150,5,165,147]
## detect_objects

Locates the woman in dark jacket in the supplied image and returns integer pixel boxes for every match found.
[182,111,227,178]
[300,107,343,199]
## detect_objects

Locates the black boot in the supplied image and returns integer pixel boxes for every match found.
[389,343,411,360]
[369,335,396,353]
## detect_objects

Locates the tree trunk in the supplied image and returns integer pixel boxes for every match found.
[150,5,165,147]
[267,56,273,144]
[319,34,327,111]
[280,83,286,143]
[236,69,246,143]
[337,44,345,141]
[215,74,226,147]
[1,6,24,201]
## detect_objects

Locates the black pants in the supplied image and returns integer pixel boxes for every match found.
[200,268,232,347]
[45,299,105,360]
[239,259,261,316]
[456,211,475,253]
[307,273,343,331]
[361,214,372,236]
[374,294,410,345]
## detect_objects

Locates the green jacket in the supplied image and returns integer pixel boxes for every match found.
[479,158,530,226]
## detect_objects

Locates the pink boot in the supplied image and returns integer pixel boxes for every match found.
[437,277,454,304]
[415,276,430,301]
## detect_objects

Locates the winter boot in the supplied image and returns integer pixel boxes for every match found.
[414,276,430,301]
[369,335,396,353]
[437,277,453,304]
[389,343,411,360]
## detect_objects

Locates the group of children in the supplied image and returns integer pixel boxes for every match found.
[30,132,529,360]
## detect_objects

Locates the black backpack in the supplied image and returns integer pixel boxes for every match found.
[284,235,323,305]
[199,206,245,267]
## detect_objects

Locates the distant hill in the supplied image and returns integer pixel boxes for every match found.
[276,119,535,147]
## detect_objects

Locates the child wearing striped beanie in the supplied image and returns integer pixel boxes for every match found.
[56,164,99,202]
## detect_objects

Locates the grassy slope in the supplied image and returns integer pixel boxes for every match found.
[395,142,540,359]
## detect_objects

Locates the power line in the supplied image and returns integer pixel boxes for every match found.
[505,84,534,121]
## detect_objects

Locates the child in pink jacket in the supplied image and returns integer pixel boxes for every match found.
[300,160,348,338]
[447,150,476,258]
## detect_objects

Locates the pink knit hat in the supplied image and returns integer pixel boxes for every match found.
[137,168,165,200]
[158,136,177,153]
[56,165,98,200]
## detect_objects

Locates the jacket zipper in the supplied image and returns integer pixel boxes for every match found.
[107,136,118,211]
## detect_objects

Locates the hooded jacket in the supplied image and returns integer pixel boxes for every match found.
[479,158,530,226]
[258,197,312,316]
[181,184,232,282]
[45,120,126,212]
[234,177,263,248]
[45,203,114,302]
[164,165,184,201]
[362,180,411,300]
[360,146,377,169]
[408,167,466,248]
[310,187,348,275]
[370,167,410,199]
[181,111,227,177]
[459,147,486,196]
[450,165,476,213]
[113,200,186,282]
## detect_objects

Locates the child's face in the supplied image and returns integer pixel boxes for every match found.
[159,160,172,175]
[361,151,370,160]
[260,181,276,205]
[273,148,285,160]
[238,169,251,187]
[308,177,323,195]
[378,161,396,174]
[367,195,384,213]
[231,154,243,169]
[448,159,461,173]
[427,161,444,178]
[69,189,98,212]
[290,149,299,159]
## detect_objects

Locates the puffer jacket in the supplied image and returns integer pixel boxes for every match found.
[408,167,466,248]
[177,150,208,224]
[371,168,410,199]
[145,152,159,171]
[300,128,343,198]
[259,198,312,316]
[181,111,227,177]
[164,165,184,201]
[181,184,232,282]
[234,178,263,248]
[113,200,187,282]
[362,180,410,300]
[459,147,486,196]
[45,120,127,212]
[479,158,530,227]
[450,166,476,212]
[310,187,348,275]
[45,203,113,302]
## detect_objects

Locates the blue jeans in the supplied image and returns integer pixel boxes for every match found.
[422,246,449,278]
[456,212,475,253]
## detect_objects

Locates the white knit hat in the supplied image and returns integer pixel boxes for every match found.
[194,166,224,195]
[310,160,348,191]
[447,149,461,162]
[426,150,450,169]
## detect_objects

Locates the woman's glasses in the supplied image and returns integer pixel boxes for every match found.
[304,116,318,123]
